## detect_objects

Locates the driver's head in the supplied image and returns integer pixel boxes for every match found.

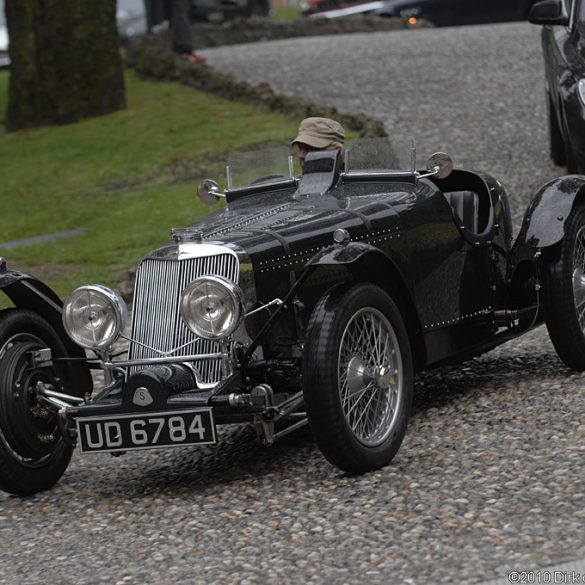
[291,117,345,167]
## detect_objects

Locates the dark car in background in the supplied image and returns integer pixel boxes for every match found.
[189,0,268,22]
[376,0,539,25]
[144,0,268,29]
[530,0,585,173]
[307,0,539,24]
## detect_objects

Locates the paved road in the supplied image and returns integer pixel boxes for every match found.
[2,22,585,585]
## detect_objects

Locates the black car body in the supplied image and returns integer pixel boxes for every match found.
[306,0,538,24]
[189,0,269,22]
[376,0,539,25]
[530,0,585,172]
[2,139,585,496]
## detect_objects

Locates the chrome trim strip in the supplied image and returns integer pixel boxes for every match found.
[37,387,85,405]
[342,171,416,180]
[103,353,223,369]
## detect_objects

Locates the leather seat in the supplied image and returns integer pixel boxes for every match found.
[444,190,479,234]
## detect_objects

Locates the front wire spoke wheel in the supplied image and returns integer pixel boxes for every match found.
[339,308,402,447]
[303,283,413,474]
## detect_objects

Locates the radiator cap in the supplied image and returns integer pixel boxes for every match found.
[172,228,203,244]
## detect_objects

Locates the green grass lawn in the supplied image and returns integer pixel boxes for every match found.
[270,5,302,20]
[0,69,297,299]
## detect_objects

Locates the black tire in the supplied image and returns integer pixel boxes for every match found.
[548,93,566,167]
[0,309,75,495]
[543,204,585,370]
[302,283,413,473]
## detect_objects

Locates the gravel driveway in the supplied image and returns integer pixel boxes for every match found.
[202,21,555,228]
[2,22,585,585]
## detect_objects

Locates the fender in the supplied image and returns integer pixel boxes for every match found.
[307,241,414,301]
[306,241,426,368]
[0,258,87,360]
[514,175,585,251]
[307,240,382,267]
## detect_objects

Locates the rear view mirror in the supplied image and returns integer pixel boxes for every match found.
[529,0,569,26]
[426,152,453,179]
[197,179,225,205]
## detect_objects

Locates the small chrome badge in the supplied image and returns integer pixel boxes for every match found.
[133,387,153,407]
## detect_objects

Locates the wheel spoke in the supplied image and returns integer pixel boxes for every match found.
[573,227,585,335]
[346,383,376,418]
[351,388,378,433]
[338,307,403,446]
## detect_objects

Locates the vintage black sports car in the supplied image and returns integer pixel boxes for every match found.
[530,0,585,173]
[1,139,584,496]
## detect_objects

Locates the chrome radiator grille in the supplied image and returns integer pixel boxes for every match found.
[129,254,239,387]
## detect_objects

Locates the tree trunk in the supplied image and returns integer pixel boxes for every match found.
[5,0,126,132]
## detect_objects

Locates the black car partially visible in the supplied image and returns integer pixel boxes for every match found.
[374,0,539,26]
[189,0,269,22]
[531,0,585,173]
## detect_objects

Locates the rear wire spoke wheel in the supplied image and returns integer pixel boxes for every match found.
[0,309,75,495]
[543,204,585,370]
[303,283,413,473]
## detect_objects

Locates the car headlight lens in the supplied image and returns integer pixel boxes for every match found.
[62,285,127,351]
[180,276,244,340]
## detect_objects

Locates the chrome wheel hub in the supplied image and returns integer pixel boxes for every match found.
[339,308,402,447]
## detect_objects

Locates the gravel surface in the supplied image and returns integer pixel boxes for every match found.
[2,22,585,585]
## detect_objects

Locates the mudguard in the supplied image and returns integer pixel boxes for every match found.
[307,241,384,267]
[305,241,425,367]
[514,175,585,250]
[307,241,416,300]
[0,258,87,361]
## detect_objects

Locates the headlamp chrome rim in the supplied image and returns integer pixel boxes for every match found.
[180,275,244,341]
[62,285,127,351]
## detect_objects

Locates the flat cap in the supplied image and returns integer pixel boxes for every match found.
[291,117,345,149]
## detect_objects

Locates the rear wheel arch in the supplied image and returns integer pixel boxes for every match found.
[542,203,585,370]
[516,178,585,251]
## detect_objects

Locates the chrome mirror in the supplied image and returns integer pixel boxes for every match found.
[426,152,453,179]
[197,179,226,206]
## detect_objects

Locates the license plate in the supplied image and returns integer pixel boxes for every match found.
[76,409,216,454]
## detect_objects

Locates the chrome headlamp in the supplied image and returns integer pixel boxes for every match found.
[180,276,244,340]
[62,285,127,351]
